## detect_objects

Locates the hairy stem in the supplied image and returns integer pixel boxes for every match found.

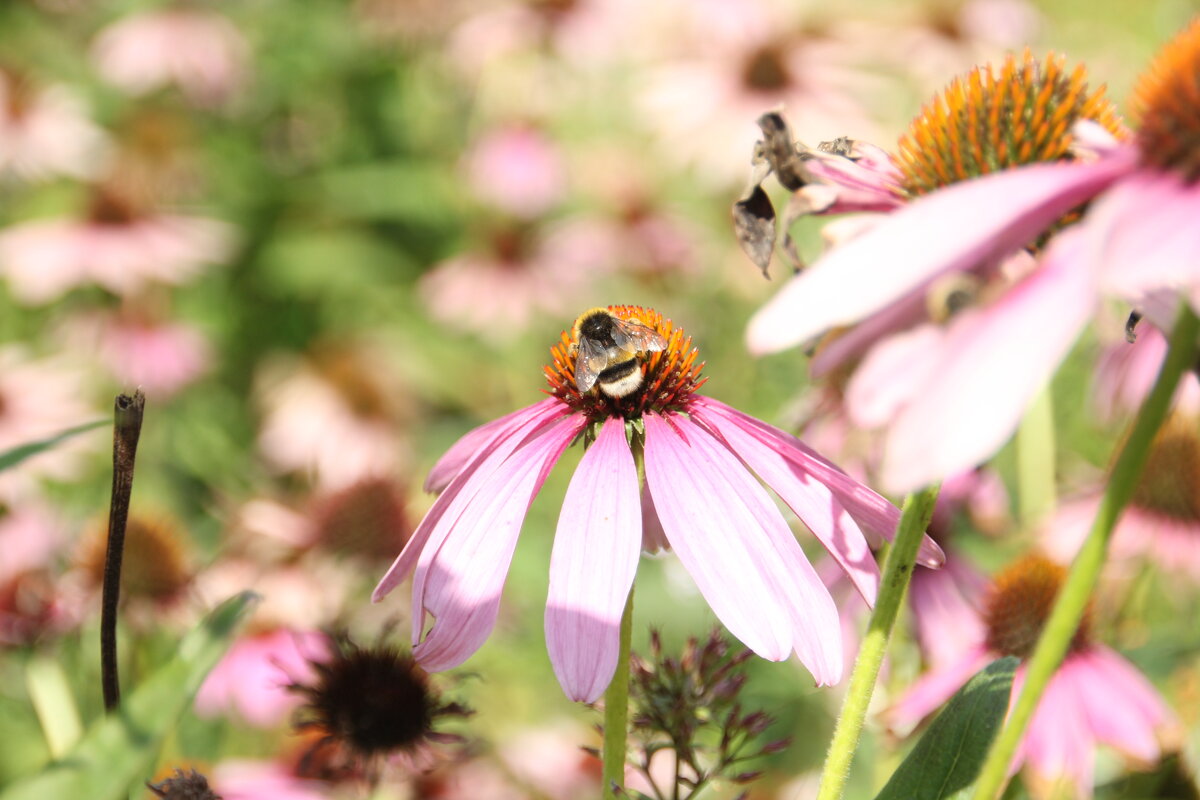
[816,484,941,800]
[603,589,634,799]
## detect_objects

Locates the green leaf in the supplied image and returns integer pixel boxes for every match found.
[0,592,257,800]
[874,656,1018,800]
[0,420,107,473]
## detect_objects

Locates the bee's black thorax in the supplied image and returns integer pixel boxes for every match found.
[578,311,619,348]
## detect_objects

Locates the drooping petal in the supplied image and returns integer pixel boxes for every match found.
[412,415,583,671]
[645,414,842,683]
[745,156,1132,354]
[844,324,944,428]
[691,397,943,567]
[884,644,993,732]
[372,400,571,604]
[907,556,988,669]
[1092,171,1200,309]
[545,418,642,703]
[424,398,563,493]
[879,229,1097,494]
[692,403,880,606]
[1021,661,1095,794]
[1076,646,1172,761]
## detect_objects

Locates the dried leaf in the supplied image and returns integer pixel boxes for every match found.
[732,185,776,278]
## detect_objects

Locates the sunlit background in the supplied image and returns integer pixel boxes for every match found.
[0,0,1197,798]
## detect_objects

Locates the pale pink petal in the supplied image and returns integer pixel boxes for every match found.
[809,286,929,377]
[1093,171,1200,308]
[746,155,1132,354]
[1022,663,1094,794]
[879,229,1097,493]
[412,415,583,671]
[1077,646,1172,760]
[644,414,842,683]
[372,400,571,603]
[691,397,943,567]
[885,644,993,731]
[425,398,562,493]
[692,402,880,606]
[845,324,944,428]
[545,418,641,702]
[195,630,328,728]
[908,555,988,669]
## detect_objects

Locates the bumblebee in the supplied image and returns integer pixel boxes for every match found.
[572,307,667,398]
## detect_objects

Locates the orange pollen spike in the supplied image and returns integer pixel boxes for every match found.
[895,50,1126,197]
[1133,18,1200,182]
[983,554,1092,660]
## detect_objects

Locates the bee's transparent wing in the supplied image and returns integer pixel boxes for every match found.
[574,337,610,392]
[610,317,667,354]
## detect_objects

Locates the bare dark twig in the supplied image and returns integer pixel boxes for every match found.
[101,390,145,711]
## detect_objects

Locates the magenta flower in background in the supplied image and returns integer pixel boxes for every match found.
[1092,321,1200,423]
[374,305,942,702]
[463,124,567,219]
[888,554,1177,798]
[196,629,330,728]
[91,7,250,108]
[63,310,211,399]
[254,344,414,491]
[0,70,108,181]
[0,185,233,305]
[746,48,1138,493]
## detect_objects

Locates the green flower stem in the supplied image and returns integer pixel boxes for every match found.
[1016,386,1057,525]
[816,484,942,800]
[603,588,634,799]
[971,303,1200,800]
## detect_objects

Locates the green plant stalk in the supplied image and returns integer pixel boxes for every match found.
[971,304,1200,800]
[816,484,942,800]
[603,590,635,799]
[1015,386,1057,525]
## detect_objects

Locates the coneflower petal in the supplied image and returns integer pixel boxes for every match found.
[690,397,944,567]
[745,155,1132,354]
[645,414,841,682]
[372,400,569,605]
[692,403,880,607]
[878,230,1096,494]
[424,398,563,493]
[545,418,642,703]
[412,415,582,671]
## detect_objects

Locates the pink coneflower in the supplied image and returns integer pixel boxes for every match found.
[374,305,942,702]
[0,503,74,646]
[463,124,567,219]
[255,344,413,490]
[63,309,211,399]
[638,0,883,184]
[889,554,1176,798]
[1046,412,1200,584]
[0,185,233,305]
[747,49,1131,492]
[0,70,107,181]
[212,761,330,800]
[0,348,96,502]
[418,223,605,338]
[196,629,330,728]
[91,7,250,108]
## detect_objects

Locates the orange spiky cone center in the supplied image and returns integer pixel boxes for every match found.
[896,50,1125,197]
[1133,18,1200,182]
[544,305,706,422]
[1130,412,1200,522]
[983,554,1092,659]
